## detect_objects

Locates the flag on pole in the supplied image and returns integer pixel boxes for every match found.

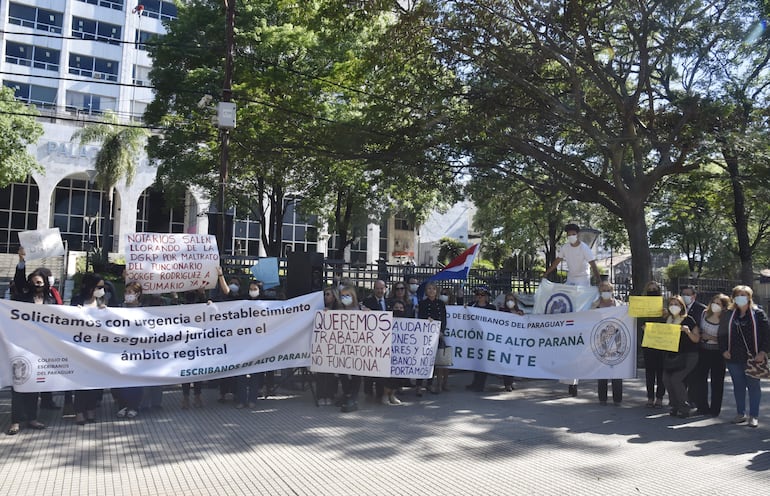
[418,244,480,298]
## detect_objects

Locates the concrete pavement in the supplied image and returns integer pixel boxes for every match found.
[0,371,768,495]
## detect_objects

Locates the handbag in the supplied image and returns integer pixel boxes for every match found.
[737,323,770,379]
[434,346,453,367]
[663,351,686,371]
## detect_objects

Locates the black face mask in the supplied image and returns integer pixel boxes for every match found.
[34,285,45,293]
[647,290,661,296]
[393,310,406,318]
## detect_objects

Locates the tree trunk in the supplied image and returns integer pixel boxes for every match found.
[623,207,653,295]
[724,150,754,286]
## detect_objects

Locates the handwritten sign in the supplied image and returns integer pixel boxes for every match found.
[641,322,681,352]
[18,228,65,260]
[390,317,441,379]
[628,296,664,318]
[124,233,220,294]
[310,310,393,377]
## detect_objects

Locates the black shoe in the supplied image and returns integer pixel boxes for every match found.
[340,400,358,413]
[568,385,578,397]
[669,409,679,417]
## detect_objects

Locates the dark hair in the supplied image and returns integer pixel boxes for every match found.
[564,223,580,233]
[79,273,104,298]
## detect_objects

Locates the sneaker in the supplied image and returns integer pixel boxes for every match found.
[116,407,128,418]
[340,399,358,413]
[504,385,515,392]
[381,395,391,406]
[126,410,138,418]
[388,394,402,405]
[748,417,759,428]
[732,414,747,424]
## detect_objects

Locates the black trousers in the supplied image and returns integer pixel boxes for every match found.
[11,390,38,423]
[690,347,726,415]
[643,348,666,400]
[598,379,623,403]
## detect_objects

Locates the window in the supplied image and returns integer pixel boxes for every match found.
[394,214,413,231]
[4,80,57,108]
[6,42,60,71]
[0,177,39,253]
[136,188,186,233]
[8,3,63,33]
[65,90,116,114]
[138,0,178,20]
[135,30,161,51]
[69,53,119,81]
[282,199,317,253]
[72,16,122,45]
[132,64,151,86]
[76,0,124,11]
[53,178,109,252]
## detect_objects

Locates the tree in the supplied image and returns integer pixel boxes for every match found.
[72,111,149,263]
[0,86,43,187]
[419,0,759,293]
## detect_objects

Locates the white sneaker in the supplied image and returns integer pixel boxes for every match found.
[748,416,759,428]
[732,414,747,424]
[126,409,138,418]
[116,407,127,418]
[389,394,402,405]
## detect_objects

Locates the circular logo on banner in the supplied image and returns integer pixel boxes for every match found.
[11,356,32,386]
[591,318,631,366]
[545,293,573,314]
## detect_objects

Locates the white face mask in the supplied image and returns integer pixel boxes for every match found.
[93,288,105,298]
[734,295,749,308]
[409,284,419,293]
[439,295,449,303]
[567,234,578,244]
[601,291,613,300]
[228,284,240,294]
[505,300,516,309]
[340,295,354,306]
[249,290,260,298]
[124,294,137,304]
[48,276,55,287]
[683,295,693,305]
[710,303,722,313]
[668,305,682,316]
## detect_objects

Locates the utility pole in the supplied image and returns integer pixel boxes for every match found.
[217,0,236,255]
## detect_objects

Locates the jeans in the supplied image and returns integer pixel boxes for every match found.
[726,361,762,417]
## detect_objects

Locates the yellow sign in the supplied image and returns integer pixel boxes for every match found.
[628,296,664,318]
[641,323,681,352]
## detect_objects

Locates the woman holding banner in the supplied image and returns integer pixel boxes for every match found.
[5,268,56,435]
[71,273,109,425]
[661,295,700,419]
[316,287,341,406]
[419,282,449,395]
[641,281,666,408]
[592,282,623,404]
[112,282,144,419]
[338,284,363,412]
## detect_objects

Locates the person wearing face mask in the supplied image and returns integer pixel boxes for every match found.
[213,266,241,403]
[680,285,707,409]
[112,282,144,419]
[316,287,341,406]
[337,285,363,412]
[5,268,57,435]
[419,282,450,395]
[719,286,770,428]
[389,282,415,317]
[361,280,392,402]
[591,281,623,404]
[542,224,602,287]
[70,273,110,425]
[690,294,730,417]
[465,286,497,393]
[405,276,420,308]
[661,295,700,418]
[499,292,524,392]
[640,281,666,408]
[234,281,266,409]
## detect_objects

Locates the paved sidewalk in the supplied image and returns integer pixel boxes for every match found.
[0,371,767,495]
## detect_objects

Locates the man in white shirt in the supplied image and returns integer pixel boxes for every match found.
[543,223,601,287]
[541,223,602,397]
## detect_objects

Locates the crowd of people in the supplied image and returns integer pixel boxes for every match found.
[4,246,769,434]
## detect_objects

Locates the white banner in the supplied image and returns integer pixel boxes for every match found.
[123,233,220,294]
[309,312,441,379]
[0,293,323,392]
[18,228,65,260]
[445,305,636,379]
[533,279,599,314]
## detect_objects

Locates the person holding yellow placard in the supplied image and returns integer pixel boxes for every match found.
[661,295,700,418]
[640,281,666,408]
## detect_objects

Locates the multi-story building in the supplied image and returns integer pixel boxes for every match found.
[0,0,445,271]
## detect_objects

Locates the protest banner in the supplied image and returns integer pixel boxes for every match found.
[445,305,635,379]
[124,233,220,294]
[628,296,664,318]
[18,228,65,260]
[533,279,599,314]
[389,317,441,379]
[641,322,681,352]
[309,310,394,377]
[0,292,323,392]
